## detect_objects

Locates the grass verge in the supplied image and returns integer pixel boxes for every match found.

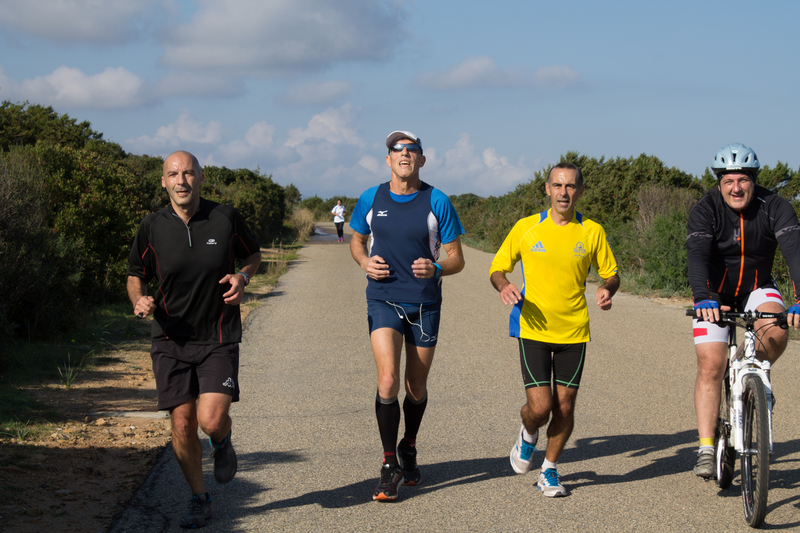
[0,245,300,434]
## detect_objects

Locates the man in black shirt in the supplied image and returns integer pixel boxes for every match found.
[127,151,261,528]
[687,143,800,478]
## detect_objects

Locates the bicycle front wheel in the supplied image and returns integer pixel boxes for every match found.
[741,375,770,528]
[716,378,735,489]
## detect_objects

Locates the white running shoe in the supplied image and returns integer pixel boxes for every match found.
[537,468,568,497]
[509,424,538,474]
[536,468,567,498]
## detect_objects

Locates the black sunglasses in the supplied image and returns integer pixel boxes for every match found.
[389,142,422,153]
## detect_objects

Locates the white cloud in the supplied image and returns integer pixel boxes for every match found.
[121,108,529,200]
[424,133,530,196]
[281,80,353,106]
[533,66,581,88]
[284,104,362,149]
[415,56,582,92]
[0,0,173,44]
[244,121,275,149]
[159,0,404,75]
[214,121,277,162]
[415,56,528,90]
[358,155,382,174]
[126,109,222,152]
[0,65,147,109]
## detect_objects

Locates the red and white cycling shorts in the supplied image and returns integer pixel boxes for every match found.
[692,286,785,345]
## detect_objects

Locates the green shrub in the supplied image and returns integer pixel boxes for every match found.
[31,143,150,302]
[0,149,83,338]
[204,166,286,240]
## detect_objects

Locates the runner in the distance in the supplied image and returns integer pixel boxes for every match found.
[490,162,619,497]
[332,199,346,242]
[350,130,465,501]
[688,143,800,477]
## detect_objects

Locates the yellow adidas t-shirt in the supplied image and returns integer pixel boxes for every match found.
[490,209,618,343]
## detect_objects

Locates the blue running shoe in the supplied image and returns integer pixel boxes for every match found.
[210,430,237,484]
[537,468,568,497]
[510,424,538,474]
[180,492,212,528]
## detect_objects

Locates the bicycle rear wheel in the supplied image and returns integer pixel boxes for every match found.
[741,375,770,528]
[715,377,735,489]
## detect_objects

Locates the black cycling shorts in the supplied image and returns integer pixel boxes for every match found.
[150,340,240,410]
[518,338,586,389]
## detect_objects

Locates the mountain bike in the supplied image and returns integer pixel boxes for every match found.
[686,309,788,528]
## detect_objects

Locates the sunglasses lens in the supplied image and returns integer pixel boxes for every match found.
[391,143,420,152]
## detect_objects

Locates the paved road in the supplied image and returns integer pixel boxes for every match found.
[111,222,800,532]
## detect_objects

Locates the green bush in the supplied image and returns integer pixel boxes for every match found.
[204,166,286,241]
[0,149,83,338]
[31,143,150,302]
[0,101,104,152]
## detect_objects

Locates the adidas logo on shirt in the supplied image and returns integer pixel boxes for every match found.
[530,241,546,252]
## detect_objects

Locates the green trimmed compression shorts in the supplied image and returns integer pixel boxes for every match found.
[518,338,586,389]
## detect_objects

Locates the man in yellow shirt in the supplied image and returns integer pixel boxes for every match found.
[489,162,619,497]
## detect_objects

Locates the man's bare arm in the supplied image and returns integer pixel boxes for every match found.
[127,276,156,317]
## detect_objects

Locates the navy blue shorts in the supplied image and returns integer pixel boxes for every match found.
[518,338,586,389]
[367,299,441,347]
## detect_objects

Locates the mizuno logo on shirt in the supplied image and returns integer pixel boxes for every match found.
[377,210,388,217]
[222,377,235,388]
[530,241,546,252]
[206,239,217,245]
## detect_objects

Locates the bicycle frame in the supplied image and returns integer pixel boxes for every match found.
[689,308,786,527]
[725,325,773,454]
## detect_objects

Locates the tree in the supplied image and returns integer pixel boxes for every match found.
[204,166,286,240]
[0,101,104,151]
[284,183,302,212]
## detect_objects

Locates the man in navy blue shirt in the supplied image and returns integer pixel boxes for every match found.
[127,151,261,528]
[350,131,465,501]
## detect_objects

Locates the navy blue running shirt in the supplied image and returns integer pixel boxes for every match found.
[350,181,464,304]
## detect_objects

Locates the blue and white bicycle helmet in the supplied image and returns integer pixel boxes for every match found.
[711,143,760,178]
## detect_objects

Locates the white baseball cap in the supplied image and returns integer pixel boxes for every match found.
[386,130,422,152]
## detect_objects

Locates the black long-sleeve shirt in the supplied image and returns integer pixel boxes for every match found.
[687,185,800,304]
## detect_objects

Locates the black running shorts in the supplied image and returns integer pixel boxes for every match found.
[518,338,586,390]
[150,340,240,410]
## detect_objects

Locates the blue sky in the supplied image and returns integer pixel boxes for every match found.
[0,0,797,199]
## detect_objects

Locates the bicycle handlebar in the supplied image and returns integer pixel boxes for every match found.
[685,309,788,328]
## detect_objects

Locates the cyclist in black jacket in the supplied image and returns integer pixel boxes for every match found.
[687,143,800,478]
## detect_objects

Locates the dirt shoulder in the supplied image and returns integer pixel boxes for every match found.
[0,250,278,533]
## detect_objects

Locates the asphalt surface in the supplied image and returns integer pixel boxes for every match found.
[110,222,800,532]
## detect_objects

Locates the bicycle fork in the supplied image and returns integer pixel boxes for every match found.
[729,333,774,455]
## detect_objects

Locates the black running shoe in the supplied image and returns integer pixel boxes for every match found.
[180,493,212,529]
[210,431,237,484]
[397,439,422,486]
[372,463,402,501]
